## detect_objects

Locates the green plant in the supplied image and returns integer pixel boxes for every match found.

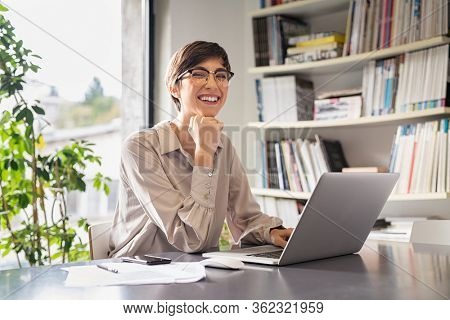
[0,7,110,267]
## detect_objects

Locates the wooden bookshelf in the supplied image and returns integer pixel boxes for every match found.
[251,188,450,202]
[248,36,450,76]
[249,0,350,18]
[248,107,450,129]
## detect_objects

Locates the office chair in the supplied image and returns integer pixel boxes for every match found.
[88,221,112,260]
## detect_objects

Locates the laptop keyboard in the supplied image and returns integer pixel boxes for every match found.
[247,250,283,259]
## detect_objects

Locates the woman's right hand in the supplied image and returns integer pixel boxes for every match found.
[189,115,223,167]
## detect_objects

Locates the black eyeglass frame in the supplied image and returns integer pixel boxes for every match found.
[176,67,235,83]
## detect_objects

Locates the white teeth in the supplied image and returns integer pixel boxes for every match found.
[200,96,218,102]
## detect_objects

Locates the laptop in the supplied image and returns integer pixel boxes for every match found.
[203,172,399,266]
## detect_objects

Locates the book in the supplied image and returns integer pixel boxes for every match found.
[343,0,448,54]
[295,34,345,48]
[266,141,280,189]
[257,75,314,122]
[314,135,331,175]
[252,15,308,66]
[255,79,264,122]
[388,119,450,194]
[285,47,343,64]
[314,95,362,121]
[288,31,343,46]
[276,199,300,228]
[286,42,342,56]
[320,139,349,172]
[290,140,308,193]
[264,196,278,218]
[316,88,362,100]
[363,45,448,116]
[297,139,317,191]
[278,15,309,65]
[280,140,298,192]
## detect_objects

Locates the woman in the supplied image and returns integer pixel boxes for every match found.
[109,41,292,257]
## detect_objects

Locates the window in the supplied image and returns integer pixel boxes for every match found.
[3,0,122,219]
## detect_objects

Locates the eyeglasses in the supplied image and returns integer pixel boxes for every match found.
[176,67,234,87]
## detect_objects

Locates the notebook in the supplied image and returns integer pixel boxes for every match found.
[203,173,399,266]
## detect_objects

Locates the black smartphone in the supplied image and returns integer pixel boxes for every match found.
[121,255,172,265]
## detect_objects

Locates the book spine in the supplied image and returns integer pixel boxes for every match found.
[255,79,264,122]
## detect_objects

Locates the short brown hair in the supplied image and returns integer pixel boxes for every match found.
[165,41,231,112]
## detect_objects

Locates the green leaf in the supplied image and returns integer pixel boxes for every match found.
[51,251,62,260]
[75,177,86,192]
[30,64,40,73]
[103,184,110,195]
[18,193,29,208]
[23,137,33,154]
[24,108,34,126]
[77,218,88,228]
[25,125,32,138]
[93,178,101,190]
[37,168,50,181]
[2,246,12,257]
[32,105,45,115]
[15,108,27,121]
[0,4,8,12]
[0,111,10,125]
[10,159,18,170]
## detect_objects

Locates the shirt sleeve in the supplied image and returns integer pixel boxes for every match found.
[226,145,283,245]
[121,135,219,253]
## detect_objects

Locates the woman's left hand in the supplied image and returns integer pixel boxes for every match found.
[270,228,293,248]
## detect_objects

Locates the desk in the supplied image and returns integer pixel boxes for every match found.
[1,240,449,299]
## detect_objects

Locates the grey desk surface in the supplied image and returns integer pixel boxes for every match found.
[1,240,449,300]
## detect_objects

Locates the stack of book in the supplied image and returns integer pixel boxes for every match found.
[257,136,348,192]
[343,0,449,56]
[389,119,450,194]
[314,89,363,120]
[362,44,449,116]
[255,75,314,122]
[252,15,308,66]
[285,32,345,64]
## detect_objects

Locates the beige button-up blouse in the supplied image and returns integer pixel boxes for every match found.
[108,120,282,257]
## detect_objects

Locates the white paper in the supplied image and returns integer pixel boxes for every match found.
[62,262,206,287]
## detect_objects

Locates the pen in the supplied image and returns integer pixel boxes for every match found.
[96,264,119,274]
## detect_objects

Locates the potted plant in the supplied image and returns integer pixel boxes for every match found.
[0,5,110,267]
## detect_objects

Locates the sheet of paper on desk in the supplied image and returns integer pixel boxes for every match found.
[62,262,206,287]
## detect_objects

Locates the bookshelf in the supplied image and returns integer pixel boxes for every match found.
[251,187,450,202]
[249,0,350,18]
[248,36,450,76]
[247,0,450,219]
[248,107,450,129]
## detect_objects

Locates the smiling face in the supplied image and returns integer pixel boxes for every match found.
[170,58,229,119]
